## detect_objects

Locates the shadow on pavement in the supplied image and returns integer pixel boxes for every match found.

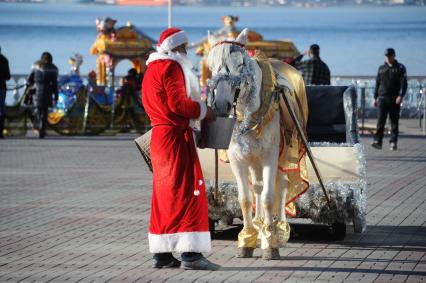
[217,266,426,276]
[213,224,426,251]
[212,223,337,242]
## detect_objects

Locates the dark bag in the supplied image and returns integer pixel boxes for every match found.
[23,86,35,106]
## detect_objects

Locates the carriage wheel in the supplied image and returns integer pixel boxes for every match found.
[353,210,367,233]
[330,222,346,241]
[209,218,216,234]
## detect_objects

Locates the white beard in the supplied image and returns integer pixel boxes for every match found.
[169,52,200,103]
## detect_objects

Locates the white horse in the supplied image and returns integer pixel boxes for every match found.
[207,29,308,259]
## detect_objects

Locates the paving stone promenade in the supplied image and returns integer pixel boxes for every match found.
[1,119,425,283]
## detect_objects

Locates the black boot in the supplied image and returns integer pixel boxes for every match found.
[181,253,221,270]
[152,253,181,268]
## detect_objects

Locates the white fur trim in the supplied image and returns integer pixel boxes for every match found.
[148,231,211,253]
[157,30,188,53]
[146,52,172,65]
[197,101,207,120]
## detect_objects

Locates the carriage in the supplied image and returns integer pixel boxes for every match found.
[3,18,152,137]
[199,84,367,240]
[189,23,367,243]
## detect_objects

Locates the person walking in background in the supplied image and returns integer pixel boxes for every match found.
[0,47,11,139]
[123,68,142,105]
[293,44,330,85]
[371,48,407,151]
[142,27,219,270]
[27,52,58,139]
[126,68,142,91]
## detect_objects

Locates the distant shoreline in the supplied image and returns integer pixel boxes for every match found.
[1,1,425,8]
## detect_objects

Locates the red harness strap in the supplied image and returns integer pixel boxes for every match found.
[212,40,245,49]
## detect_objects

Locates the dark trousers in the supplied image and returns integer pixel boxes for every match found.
[374,96,400,144]
[0,89,6,138]
[154,252,203,262]
[0,115,4,138]
[35,107,48,138]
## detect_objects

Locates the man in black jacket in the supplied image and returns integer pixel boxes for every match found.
[27,52,58,138]
[0,47,11,139]
[371,48,407,151]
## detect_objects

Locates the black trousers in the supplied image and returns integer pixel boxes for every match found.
[374,96,401,144]
[0,89,5,137]
[0,115,4,138]
[35,107,48,138]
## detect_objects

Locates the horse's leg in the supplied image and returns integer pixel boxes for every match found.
[260,151,281,260]
[230,159,257,258]
[274,172,290,247]
[261,165,278,226]
[274,172,288,221]
[249,164,264,233]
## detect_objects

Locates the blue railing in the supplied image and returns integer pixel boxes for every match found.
[6,74,426,132]
[332,76,426,134]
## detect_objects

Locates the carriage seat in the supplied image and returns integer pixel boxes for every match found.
[305,85,358,144]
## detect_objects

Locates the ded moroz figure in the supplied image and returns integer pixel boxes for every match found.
[141,27,219,270]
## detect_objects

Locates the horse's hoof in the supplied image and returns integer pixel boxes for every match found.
[236,247,254,258]
[262,248,280,260]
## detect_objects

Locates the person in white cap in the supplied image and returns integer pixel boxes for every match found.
[142,27,219,270]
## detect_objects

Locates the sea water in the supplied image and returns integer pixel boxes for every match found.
[0,3,425,76]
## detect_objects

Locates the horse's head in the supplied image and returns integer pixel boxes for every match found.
[207,29,254,117]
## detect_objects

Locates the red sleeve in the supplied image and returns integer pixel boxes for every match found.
[163,62,201,119]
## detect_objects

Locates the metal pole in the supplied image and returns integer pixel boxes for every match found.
[111,69,115,130]
[168,0,172,28]
[82,88,90,134]
[361,84,366,134]
[214,149,219,206]
[423,86,426,135]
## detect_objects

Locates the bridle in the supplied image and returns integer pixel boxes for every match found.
[207,41,250,116]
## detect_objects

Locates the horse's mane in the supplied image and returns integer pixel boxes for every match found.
[206,43,233,74]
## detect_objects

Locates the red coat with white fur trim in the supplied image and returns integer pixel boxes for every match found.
[142,59,202,126]
[142,59,211,253]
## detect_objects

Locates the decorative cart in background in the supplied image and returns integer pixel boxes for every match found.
[4,18,154,137]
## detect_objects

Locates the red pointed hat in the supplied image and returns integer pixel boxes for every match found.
[157,27,189,53]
